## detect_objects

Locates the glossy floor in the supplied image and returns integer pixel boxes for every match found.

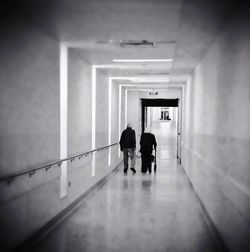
[32,122,220,252]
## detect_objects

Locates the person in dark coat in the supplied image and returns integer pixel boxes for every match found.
[119,123,136,174]
[140,127,157,173]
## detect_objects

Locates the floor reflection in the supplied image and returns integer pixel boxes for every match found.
[141,179,152,192]
[32,121,220,252]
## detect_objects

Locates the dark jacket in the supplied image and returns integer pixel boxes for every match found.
[140,132,157,154]
[119,127,136,151]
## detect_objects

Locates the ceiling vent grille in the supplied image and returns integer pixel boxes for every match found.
[97,40,175,48]
[119,40,154,47]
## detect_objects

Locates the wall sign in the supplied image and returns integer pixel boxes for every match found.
[149,91,158,95]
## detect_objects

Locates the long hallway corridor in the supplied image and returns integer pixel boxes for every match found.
[30,122,220,252]
[153,120,178,160]
[1,1,250,251]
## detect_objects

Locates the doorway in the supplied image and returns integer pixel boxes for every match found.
[140,99,181,161]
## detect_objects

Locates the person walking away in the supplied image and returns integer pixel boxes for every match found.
[139,127,157,173]
[119,123,136,174]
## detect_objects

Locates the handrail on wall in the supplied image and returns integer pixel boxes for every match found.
[0,143,118,185]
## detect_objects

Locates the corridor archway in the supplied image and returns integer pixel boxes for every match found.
[140,98,181,161]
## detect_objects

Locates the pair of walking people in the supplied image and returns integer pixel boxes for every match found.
[119,123,157,174]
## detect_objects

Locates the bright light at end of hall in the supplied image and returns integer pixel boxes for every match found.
[112,59,173,63]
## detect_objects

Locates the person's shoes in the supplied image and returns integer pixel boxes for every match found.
[123,169,128,174]
[130,167,136,174]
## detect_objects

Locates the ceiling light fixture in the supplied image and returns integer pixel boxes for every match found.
[129,77,170,83]
[130,79,169,83]
[112,59,173,63]
[109,76,170,83]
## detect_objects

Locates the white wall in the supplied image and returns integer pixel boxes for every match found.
[120,87,127,136]
[96,69,109,148]
[182,5,250,252]
[127,91,140,152]
[0,19,60,178]
[0,16,61,250]
[68,49,92,155]
[140,90,182,100]
[152,107,161,121]
[111,82,120,144]
[0,18,122,250]
[172,107,178,125]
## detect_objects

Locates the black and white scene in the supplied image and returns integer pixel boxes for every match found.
[0,0,249,251]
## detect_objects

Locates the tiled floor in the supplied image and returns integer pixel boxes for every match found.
[31,121,220,252]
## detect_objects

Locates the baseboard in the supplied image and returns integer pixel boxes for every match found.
[180,165,231,252]
[15,161,122,252]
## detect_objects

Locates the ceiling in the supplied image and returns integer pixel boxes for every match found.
[12,0,237,88]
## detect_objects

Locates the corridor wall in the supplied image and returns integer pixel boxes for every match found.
[68,49,92,155]
[96,69,109,148]
[111,81,120,144]
[127,91,140,150]
[0,16,60,180]
[66,51,122,229]
[0,16,122,251]
[182,5,250,252]
[0,15,61,250]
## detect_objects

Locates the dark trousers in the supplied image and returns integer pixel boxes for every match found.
[141,153,152,173]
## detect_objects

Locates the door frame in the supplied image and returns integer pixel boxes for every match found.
[140,98,181,161]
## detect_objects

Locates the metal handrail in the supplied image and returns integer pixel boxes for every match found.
[0,143,118,184]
